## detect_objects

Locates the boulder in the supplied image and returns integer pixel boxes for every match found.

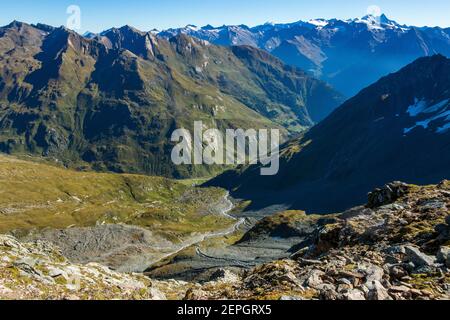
[404,246,436,267]
[384,255,400,264]
[336,278,353,293]
[367,182,410,208]
[304,269,325,288]
[389,285,411,293]
[385,245,406,255]
[319,284,339,300]
[388,265,408,279]
[47,266,66,278]
[358,263,384,283]
[343,289,366,300]
[367,280,391,300]
[436,246,450,267]
[208,269,240,284]
[0,235,163,300]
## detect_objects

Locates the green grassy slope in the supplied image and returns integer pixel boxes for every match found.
[0,154,232,240]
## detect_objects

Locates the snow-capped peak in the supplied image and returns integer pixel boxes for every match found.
[202,24,216,31]
[308,19,329,28]
[185,24,200,31]
[354,14,408,31]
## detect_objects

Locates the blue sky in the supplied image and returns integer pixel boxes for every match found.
[1,0,449,33]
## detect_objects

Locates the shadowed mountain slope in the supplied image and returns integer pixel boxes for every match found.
[207,55,450,213]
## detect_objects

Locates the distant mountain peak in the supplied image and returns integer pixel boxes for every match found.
[83,31,98,39]
[156,15,449,96]
[355,13,405,30]
[202,24,216,31]
[119,25,144,34]
[33,23,55,33]
[307,19,329,28]
[5,20,26,28]
[100,25,144,37]
[3,20,40,32]
[379,13,391,21]
[185,24,199,31]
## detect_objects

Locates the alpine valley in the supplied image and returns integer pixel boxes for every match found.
[0,21,342,178]
[0,13,449,301]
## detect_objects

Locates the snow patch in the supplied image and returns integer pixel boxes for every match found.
[406,98,449,117]
[404,109,450,135]
[436,122,450,134]
[407,98,428,117]
[422,99,449,114]
[308,19,329,28]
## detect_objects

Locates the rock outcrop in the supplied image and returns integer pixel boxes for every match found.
[0,235,165,300]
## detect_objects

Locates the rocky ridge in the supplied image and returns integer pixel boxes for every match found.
[0,234,165,300]
[1,181,448,300]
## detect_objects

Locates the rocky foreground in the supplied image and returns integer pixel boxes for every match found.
[0,234,168,300]
[1,181,449,300]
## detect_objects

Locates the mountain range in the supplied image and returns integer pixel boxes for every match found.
[1,18,450,207]
[0,21,342,177]
[0,15,450,302]
[159,14,450,96]
[208,54,450,213]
